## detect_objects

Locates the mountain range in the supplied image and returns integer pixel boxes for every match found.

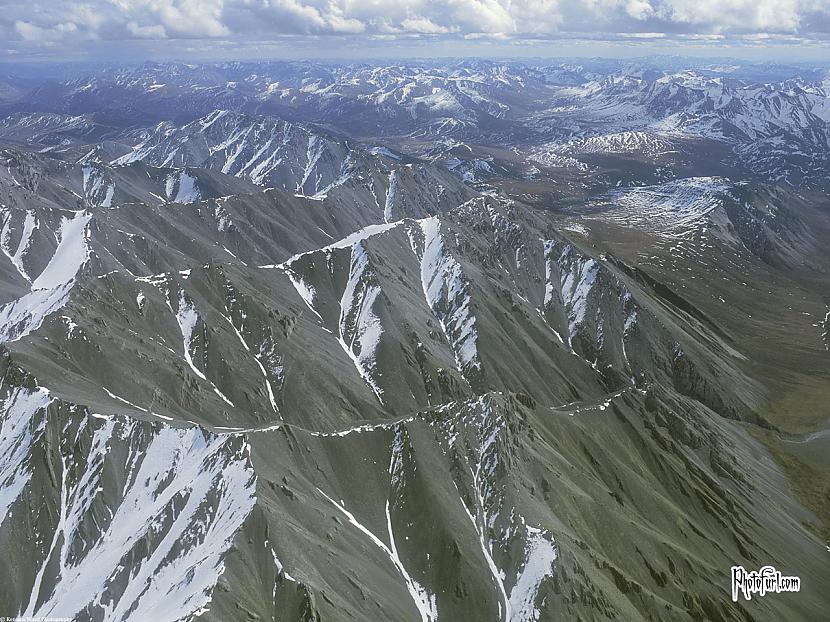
[0,57,828,621]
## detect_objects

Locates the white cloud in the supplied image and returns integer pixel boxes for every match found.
[658,0,805,32]
[127,21,167,39]
[0,0,828,47]
[14,20,79,41]
[399,17,453,34]
[625,0,656,21]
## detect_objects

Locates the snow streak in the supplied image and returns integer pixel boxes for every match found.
[414,217,480,377]
[23,419,256,622]
[557,244,599,340]
[1,208,37,281]
[316,486,435,622]
[0,210,92,343]
[338,241,384,402]
[384,170,398,222]
[0,385,51,526]
[174,291,235,407]
[387,426,439,620]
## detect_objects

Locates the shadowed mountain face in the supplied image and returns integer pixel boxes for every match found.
[0,58,829,622]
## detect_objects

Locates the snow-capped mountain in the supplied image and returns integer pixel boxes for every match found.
[528,68,830,187]
[1,58,829,622]
[4,59,829,187]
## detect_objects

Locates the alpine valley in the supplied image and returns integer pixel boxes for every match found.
[0,57,829,622]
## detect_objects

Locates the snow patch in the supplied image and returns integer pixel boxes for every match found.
[558,245,599,339]
[384,170,398,223]
[175,292,234,407]
[0,385,51,527]
[415,217,480,376]
[338,241,385,402]
[508,525,558,621]
[23,418,256,621]
[166,171,201,204]
[317,487,435,622]
[32,211,92,290]
[1,209,38,281]
[0,210,92,343]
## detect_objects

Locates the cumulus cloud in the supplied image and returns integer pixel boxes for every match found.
[14,21,76,42]
[126,21,167,39]
[658,0,805,32]
[0,0,828,48]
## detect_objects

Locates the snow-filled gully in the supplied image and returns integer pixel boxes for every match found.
[174,291,235,408]
[337,241,385,403]
[315,426,439,622]
[0,209,92,343]
[411,217,481,380]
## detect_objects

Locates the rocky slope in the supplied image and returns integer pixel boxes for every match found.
[0,59,829,622]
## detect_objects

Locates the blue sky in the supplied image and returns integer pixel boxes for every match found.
[1,1,829,62]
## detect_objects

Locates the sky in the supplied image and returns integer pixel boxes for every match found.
[1,0,829,63]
